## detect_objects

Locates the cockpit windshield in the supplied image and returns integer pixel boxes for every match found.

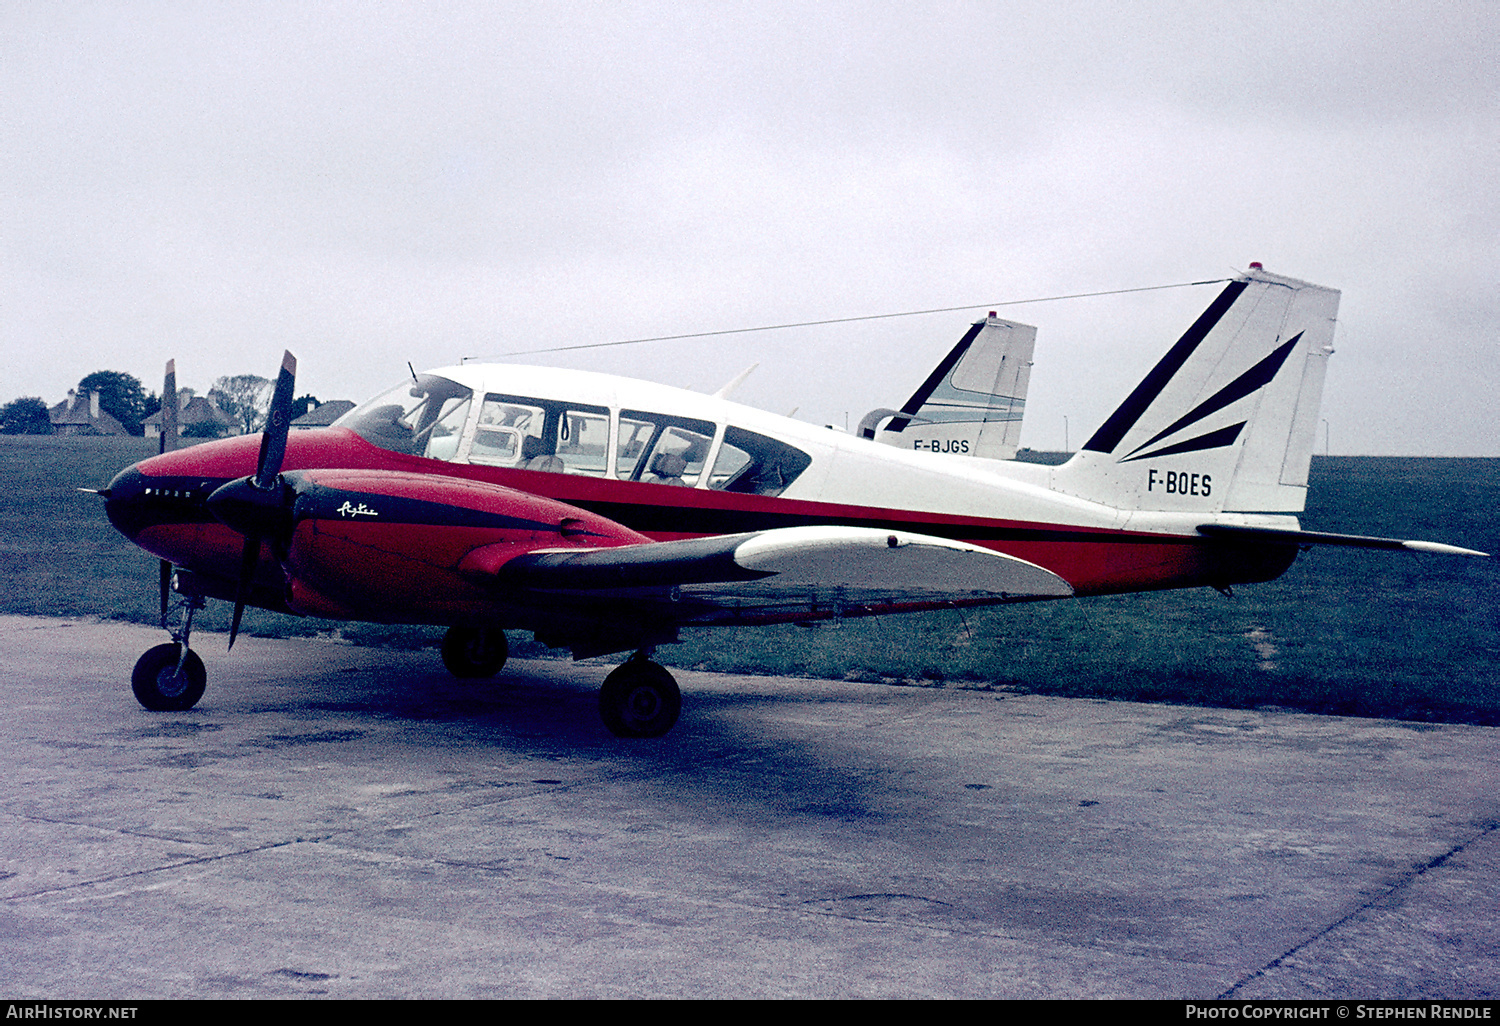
[334,374,474,460]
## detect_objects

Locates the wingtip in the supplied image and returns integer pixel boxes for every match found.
[1401,540,1490,557]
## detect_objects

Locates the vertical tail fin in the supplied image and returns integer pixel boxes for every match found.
[859,314,1036,459]
[1052,266,1340,513]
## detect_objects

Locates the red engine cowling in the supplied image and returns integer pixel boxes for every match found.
[278,469,648,624]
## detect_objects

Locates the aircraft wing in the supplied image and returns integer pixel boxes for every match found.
[480,526,1073,626]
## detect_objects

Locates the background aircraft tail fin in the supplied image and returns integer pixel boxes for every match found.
[859,314,1036,460]
[1052,266,1340,513]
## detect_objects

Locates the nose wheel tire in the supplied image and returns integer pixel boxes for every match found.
[441,625,509,678]
[599,659,681,738]
[132,643,207,712]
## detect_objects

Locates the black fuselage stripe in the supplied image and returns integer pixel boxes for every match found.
[118,473,1208,549]
[297,484,563,533]
[567,498,1196,546]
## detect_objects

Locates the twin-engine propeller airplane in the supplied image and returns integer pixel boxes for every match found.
[101,265,1485,737]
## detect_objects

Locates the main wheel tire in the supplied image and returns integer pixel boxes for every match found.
[599,659,681,738]
[441,625,508,679]
[131,643,207,712]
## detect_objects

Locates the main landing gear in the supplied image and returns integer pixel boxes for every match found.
[131,586,207,712]
[441,625,509,678]
[439,627,681,738]
[439,632,681,738]
[598,653,681,739]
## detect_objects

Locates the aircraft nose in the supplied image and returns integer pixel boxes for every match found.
[103,464,216,540]
[103,465,150,539]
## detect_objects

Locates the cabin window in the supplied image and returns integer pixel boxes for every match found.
[708,427,811,496]
[617,411,714,486]
[336,375,475,460]
[470,393,610,476]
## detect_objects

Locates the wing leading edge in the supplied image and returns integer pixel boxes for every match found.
[485,525,1074,622]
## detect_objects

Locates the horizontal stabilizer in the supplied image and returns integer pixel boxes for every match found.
[1197,523,1489,557]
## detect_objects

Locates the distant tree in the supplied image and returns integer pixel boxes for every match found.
[294,394,321,418]
[0,397,52,435]
[209,374,272,434]
[77,370,150,435]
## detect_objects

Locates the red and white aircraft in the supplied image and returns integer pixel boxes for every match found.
[102,265,1484,737]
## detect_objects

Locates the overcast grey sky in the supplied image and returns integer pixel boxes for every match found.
[4,1,1496,454]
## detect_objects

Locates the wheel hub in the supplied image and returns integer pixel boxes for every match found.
[624,686,662,723]
[155,666,189,698]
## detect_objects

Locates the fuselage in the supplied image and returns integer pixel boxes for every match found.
[105,362,1299,628]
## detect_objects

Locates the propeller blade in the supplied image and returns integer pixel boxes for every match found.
[223,350,297,650]
[153,362,177,634]
[253,351,297,491]
[159,359,178,455]
[228,533,261,650]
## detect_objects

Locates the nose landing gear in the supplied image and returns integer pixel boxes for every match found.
[132,643,206,712]
[131,582,207,712]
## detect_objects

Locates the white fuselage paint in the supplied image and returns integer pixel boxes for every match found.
[417,363,1300,539]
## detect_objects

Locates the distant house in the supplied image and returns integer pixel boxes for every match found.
[49,390,127,437]
[142,389,237,440]
[291,400,355,429]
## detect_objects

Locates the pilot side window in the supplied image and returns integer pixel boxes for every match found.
[469,393,610,476]
[422,394,473,461]
[617,411,714,486]
[708,426,811,496]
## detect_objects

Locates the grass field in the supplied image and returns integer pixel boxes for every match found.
[4,435,1497,723]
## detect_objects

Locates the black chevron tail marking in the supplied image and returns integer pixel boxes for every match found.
[1120,422,1246,463]
[1123,332,1302,459]
[885,320,986,433]
[1083,280,1248,454]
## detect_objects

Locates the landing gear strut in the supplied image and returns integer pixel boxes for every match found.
[441,625,509,678]
[131,584,207,712]
[599,654,681,738]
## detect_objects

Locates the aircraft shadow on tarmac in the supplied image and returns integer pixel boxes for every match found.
[126,647,901,824]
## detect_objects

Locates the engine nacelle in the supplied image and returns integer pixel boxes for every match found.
[279,469,648,623]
